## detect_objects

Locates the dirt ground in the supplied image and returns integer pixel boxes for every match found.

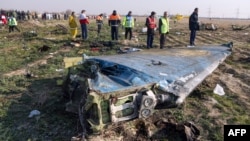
[1,17,250,141]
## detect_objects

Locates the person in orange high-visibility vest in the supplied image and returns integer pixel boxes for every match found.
[96,13,104,36]
[68,12,78,40]
[145,11,157,49]
[109,10,121,40]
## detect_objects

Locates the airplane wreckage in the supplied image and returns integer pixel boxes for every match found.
[62,42,233,137]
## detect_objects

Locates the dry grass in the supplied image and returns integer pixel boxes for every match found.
[0,17,250,141]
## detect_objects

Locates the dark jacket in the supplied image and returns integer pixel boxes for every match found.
[108,14,121,26]
[189,12,199,30]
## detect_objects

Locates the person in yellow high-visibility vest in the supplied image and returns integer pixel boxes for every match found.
[8,14,20,33]
[158,11,170,49]
[122,11,134,40]
[68,12,78,40]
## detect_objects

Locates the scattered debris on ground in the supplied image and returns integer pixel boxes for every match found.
[200,23,218,31]
[1,17,250,141]
[231,24,250,30]
[51,24,68,34]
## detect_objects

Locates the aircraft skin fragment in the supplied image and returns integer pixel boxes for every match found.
[63,43,232,133]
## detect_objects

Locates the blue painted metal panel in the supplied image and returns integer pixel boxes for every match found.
[85,44,232,104]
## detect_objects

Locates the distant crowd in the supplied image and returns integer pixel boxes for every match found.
[0,9,70,21]
[1,8,200,48]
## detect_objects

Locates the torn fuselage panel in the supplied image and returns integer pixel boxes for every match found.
[63,43,232,134]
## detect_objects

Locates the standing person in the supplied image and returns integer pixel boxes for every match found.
[189,8,199,46]
[1,13,8,25]
[159,11,170,49]
[108,10,121,40]
[96,13,104,37]
[122,11,134,40]
[68,12,78,40]
[79,10,89,40]
[145,11,157,49]
[8,14,20,33]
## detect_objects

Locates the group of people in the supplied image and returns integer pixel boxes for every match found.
[68,10,89,40]
[145,7,199,48]
[1,13,20,33]
[1,8,199,48]
[67,8,199,48]
[0,10,38,21]
[68,9,135,41]
[145,11,170,49]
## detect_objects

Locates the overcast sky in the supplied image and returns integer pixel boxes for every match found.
[2,0,250,18]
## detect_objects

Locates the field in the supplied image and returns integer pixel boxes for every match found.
[0,17,250,141]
